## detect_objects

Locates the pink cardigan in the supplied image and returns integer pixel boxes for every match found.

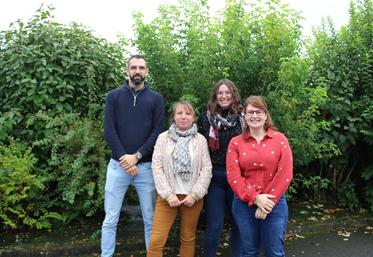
[151,130,212,201]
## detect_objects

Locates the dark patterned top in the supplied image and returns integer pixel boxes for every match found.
[197,110,243,169]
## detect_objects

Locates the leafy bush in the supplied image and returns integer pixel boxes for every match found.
[0,6,126,227]
[26,110,109,222]
[289,173,330,202]
[306,0,373,193]
[0,140,63,229]
[267,57,340,167]
[362,164,373,211]
[133,0,302,114]
[1,0,372,231]
[0,6,125,141]
[336,182,360,210]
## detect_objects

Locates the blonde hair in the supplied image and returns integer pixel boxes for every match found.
[169,100,196,125]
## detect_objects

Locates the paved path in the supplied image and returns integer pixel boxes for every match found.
[286,227,373,257]
[1,207,372,257]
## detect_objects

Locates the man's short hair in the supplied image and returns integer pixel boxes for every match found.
[127,54,146,67]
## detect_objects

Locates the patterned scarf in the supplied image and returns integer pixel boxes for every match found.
[207,111,242,151]
[169,123,198,181]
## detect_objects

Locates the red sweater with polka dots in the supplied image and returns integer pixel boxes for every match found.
[226,128,293,206]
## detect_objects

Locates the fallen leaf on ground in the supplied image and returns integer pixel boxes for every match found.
[364,226,373,234]
[337,228,351,237]
[320,214,331,221]
[323,208,342,214]
[307,216,318,222]
[285,233,306,241]
[295,234,305,239]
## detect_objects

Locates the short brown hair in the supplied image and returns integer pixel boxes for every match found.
[207,79,242,115]
[127,54,147,67]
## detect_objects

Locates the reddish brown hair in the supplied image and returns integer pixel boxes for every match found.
[243,95,277,131]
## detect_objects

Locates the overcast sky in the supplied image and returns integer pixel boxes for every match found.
[0,0,351,42]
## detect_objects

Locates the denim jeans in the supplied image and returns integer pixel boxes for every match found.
[232,195,288,257]
[204,168,241,257]
[101,159,156,257]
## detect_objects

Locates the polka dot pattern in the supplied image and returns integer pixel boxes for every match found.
[226,128,293,205]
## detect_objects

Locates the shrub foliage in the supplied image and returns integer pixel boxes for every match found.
[0,0,372,230]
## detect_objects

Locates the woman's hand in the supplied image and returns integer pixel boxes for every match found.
[167,195,181,207]
[180,195,196,207]
[255,208,268,220]
[254,194,275,213]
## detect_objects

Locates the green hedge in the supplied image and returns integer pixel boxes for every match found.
[0,0,372,230]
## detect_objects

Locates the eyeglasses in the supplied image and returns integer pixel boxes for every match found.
[245,110,265,116]
[217,91,232,96]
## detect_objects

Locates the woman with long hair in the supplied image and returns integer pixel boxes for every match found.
[197,79,244,257]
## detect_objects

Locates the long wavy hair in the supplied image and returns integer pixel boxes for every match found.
[207,79,242,115]
[243,95,277,132]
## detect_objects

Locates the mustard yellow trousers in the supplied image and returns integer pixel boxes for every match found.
[147,195,203,257]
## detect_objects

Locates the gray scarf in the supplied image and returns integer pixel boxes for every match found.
[169,123,198,181]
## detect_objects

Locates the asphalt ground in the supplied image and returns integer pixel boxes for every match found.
[1,202,372,257]
[286,226,373,257]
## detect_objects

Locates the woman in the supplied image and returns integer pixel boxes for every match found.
[147,100,212,257]
[197,79,244,257]
[227,96,293,257]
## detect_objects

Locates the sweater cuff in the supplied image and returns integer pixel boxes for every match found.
[189,192,198,201]
[248,193,257,206]
[165,193,176,202]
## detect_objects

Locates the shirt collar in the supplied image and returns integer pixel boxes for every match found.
[243,128,275,141]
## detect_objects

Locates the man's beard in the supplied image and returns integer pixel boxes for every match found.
[130,75,144,86]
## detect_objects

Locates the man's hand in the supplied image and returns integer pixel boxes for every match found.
[118,154,138,176]
[126,165,138,176]
[119,154,138,170]
[180,195,196,207]
[254,194,275,214]
[255,208,268,220]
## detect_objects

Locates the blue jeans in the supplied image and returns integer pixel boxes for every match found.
[232,195,288,257]
[204,168,241,257]
[101,159,156,257]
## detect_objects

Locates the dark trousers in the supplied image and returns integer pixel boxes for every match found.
[203,168,241,257]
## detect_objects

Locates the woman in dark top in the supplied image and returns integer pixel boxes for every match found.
[197,79,244,257]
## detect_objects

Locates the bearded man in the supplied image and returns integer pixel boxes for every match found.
[101,54,165,257]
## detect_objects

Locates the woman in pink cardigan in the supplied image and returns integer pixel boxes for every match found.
[147,100,212,257]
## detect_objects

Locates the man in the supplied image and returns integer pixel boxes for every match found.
[101,55,165,257]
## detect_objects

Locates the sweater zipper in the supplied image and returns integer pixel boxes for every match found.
[130,87,145,107]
